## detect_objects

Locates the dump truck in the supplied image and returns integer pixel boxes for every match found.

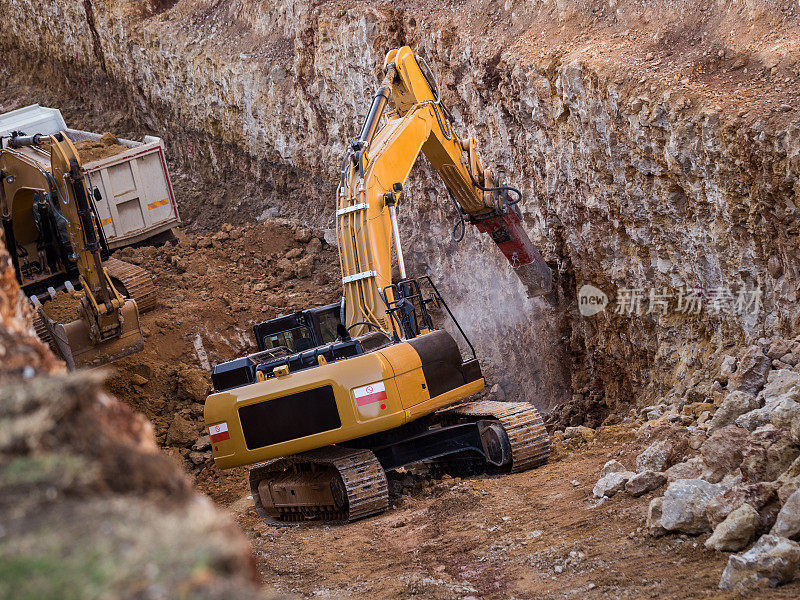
[0,105,180,368]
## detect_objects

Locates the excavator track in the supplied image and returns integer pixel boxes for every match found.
[249,446,389,526]
[437,400,550,474]
[104,257,157,313]
[32,314,58,354]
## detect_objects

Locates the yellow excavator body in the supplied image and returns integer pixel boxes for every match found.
[205,47,551,525]
[207,330,485,469]
[0,132,145,369]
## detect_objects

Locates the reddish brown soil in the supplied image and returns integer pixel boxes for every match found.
[105,220,340,500]
[72,132,129,163]
[41,290,80,323]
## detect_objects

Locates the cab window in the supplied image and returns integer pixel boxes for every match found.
[317,307,341,344]
[262,326,313,352]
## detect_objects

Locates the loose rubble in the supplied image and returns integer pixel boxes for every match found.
[589,340,800,590]
[719,535,800,591]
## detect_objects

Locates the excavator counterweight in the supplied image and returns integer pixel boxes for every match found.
[205,47,552,525]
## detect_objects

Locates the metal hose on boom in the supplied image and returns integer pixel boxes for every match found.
[351,64,397,177]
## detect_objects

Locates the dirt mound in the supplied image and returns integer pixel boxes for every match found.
[72,132,129,163]
[0,236,282,599]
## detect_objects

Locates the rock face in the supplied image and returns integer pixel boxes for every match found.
[772,489,800,540]
[660,479,724,535]
[719,534,800,591]
[705,503,759,552]
[3,1,800,419]
[728,347,771,395]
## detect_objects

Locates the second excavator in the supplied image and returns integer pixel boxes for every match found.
[1,133,146,368]
[204,46,553,524]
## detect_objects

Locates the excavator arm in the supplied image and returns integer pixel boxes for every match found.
[337,46,552,336]
[7,133,145,368]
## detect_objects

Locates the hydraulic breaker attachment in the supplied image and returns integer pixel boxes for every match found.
[473,207,552,298]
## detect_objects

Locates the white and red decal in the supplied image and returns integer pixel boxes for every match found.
[353,381,388,407]
[209,422,230,443]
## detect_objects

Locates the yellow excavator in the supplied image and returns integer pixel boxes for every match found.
[204,47,553,524]
[0,133,149,368]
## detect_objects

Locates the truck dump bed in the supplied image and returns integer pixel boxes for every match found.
[0,104,180,248]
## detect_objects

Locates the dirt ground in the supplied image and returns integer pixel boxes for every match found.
[227,430,799,600]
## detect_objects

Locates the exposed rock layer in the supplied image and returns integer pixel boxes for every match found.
[3,0,800,414]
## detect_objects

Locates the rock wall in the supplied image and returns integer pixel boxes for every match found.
[3,0,800,418]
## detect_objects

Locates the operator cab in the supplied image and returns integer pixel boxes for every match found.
[254,302,342,354]
[211,302,390,393]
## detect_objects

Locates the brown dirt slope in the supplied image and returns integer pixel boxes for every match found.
[0,237,283,600]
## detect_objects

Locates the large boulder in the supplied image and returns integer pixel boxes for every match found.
[600,459,626,476]
[729,346,770,395]
[660,479,725,535]
[707,482,780,530]
[769,396,800,430]
[776,457,800,503]
[665,456,706,482]
[593,470,634,498]
[716,355,737,385]
[736,405,773,432]
[165,414,198,447]
[176,366,210,403]
[705,503,759,552]
[647,496,668,537]
[736,394,800,433]
[708,392,759,432]
[719,534,800,591]
[636,440,673,472]
[759,369,800,402]
[772,489,800,540]
[741,426,800,484]
[625,470,668,497]
[700,425,749,483]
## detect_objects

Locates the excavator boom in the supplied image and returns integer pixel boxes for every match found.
[338,46,551,336]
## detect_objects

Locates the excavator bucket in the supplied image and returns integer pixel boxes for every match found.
[38,299,144,370]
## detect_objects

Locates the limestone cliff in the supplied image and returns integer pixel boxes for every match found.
[3,0,800,420]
